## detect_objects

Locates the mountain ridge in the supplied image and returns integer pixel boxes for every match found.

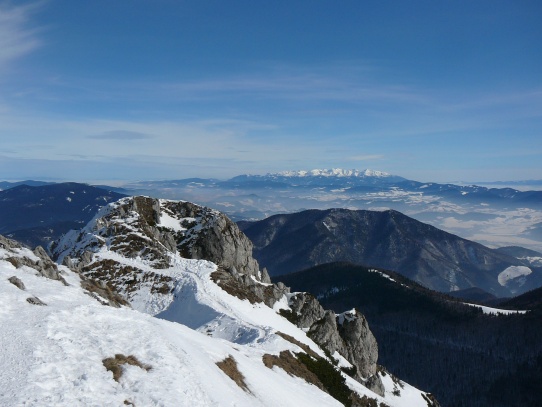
[240,208,542,297]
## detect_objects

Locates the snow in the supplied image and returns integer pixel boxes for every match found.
[159,210,186,232]
[464,303,528,315]
[276,168,392,178]
[337,309,357,325]
[498,266,532,286]
[368,268,397,283]
[332,351,353,369]
[379,371,432,407]
[0,248,344,406]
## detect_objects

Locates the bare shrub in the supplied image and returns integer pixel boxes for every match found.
[216,355,250,392]
[102,354,151,382]
[262,350,324,391]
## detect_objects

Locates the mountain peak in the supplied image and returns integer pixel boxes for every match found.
[274,168,393,178]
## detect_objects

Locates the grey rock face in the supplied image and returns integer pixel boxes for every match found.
[365,373,385,397]
[288,292,325,329]
[162,200,261,278]
[336,309,379,381]
[286,292,381,395]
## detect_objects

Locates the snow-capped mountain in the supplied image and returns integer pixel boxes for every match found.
[229,168,407,186]
[275,169,394,178]
[0,197,438,406]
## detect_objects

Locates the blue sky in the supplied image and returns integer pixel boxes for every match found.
[0,0,541,183]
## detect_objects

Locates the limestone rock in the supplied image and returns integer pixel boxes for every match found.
[288,292,326,329]
[337,309,379,380]
[301,307,381,395]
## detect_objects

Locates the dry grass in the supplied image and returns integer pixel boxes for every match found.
[262,350,325,391]
[275,331,320,359]
[102,354,151,382]
[216,355,250,392]
[81,277,130,308]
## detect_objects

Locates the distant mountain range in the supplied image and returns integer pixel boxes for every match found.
[239,208,542,297]
[0,180,55,189]
[123,168,542,207]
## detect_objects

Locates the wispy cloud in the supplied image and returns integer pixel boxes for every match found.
[88,130,154,141]
[0,2,42,73]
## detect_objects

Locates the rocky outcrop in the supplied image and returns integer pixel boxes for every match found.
[286,293,382,396]
[1,235,67,285]
[287,292,326,329]
[54,197,263,281]
[8,275,25,290]
[336,309,379,380]
[161,200,262,279]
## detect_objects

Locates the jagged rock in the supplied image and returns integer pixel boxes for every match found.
[8,276,25,290]
[337,309,379,381]
[261,267,272,284]
[0,236,67,285]
[26,296,46,306]
[164,200,261,278]
[303,308,380,395]
[33,246,68,285]
[286,293,379,392]
[54,197,263,281]
[288,292,326,329]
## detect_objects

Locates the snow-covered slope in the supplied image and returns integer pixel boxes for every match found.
[1,197,437,406]
[0,239,338,406]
